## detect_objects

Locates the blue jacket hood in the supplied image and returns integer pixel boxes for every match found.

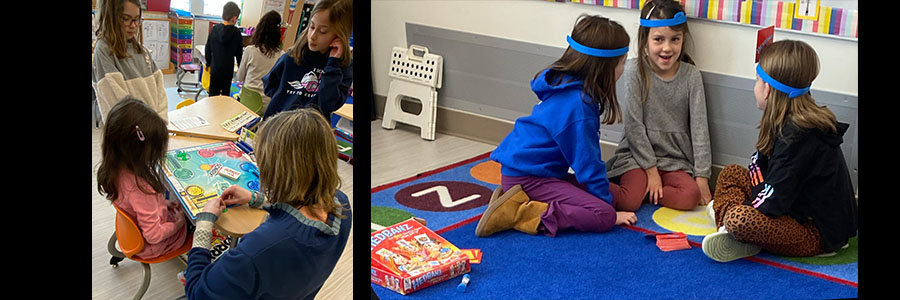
[531,69,584,102]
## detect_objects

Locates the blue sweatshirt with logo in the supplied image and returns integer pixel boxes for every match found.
[491,69,613,204]
[262,50,352,119]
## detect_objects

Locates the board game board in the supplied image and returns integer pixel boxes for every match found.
[161,141,260,221]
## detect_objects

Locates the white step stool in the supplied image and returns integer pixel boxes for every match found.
[382,45,443,140]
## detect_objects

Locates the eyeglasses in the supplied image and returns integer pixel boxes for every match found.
[121,15,143,26]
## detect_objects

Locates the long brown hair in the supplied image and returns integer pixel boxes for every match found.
[252,10,283,58]
[756,40,837,155]
[256,108,347,219]
[288,0,353,68]
[536,14,629,125]
[95,0,144,59]
[637,0,695,103]
[97,97,169,202]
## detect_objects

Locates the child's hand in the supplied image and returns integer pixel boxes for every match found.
[202,196,227,218]
[329,38,344,58]
[167,199,182,211]
[696,177,712,205]
[615,211,637,226]
[221,185,252,206]
[646,167,663,205]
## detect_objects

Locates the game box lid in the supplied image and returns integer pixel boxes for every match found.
[370,218,470,295]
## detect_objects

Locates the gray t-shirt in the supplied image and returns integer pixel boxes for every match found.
[606,58,711,179]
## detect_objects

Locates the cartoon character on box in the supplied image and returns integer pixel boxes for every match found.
[383,275,402,293]
[422,237,455,260]
[377,249,402,275]
[395,239,425,258]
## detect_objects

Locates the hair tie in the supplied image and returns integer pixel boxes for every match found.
[640,11,687,27]
[566,35,629,57]
[756,64,811,98]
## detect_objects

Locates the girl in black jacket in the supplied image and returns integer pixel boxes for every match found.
[702,40,857,262]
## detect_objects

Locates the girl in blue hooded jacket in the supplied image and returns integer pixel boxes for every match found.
[476,15,637,238]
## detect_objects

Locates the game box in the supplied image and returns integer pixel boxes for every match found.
[371,218,470,295]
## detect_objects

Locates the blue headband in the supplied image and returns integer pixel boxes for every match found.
[566,35,629,57]
[640,11,688,27]
[756,64,811,98]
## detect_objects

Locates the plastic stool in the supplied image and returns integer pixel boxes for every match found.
[383,80,438,140]
[381,45,443,140]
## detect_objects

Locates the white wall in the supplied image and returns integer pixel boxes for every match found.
[371,0,857,98]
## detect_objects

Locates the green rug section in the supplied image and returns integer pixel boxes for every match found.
[782,236,858,265]
[371,206,414,232]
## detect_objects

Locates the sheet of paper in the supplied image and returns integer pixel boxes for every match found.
[170,116,209,130]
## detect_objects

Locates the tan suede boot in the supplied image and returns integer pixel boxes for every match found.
[475,185,549,237]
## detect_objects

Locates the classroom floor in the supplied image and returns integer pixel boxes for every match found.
[91,73,354,299]
[370,120,496,188]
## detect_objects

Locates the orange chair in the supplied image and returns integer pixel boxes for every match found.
[107,206,193,300]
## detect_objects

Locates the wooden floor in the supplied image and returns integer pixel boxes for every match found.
[91,74,354,300]
[370,121,496,188]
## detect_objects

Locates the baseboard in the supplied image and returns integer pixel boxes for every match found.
[374,94,514,145]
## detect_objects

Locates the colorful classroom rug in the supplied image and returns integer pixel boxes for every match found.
[371,152,858,299]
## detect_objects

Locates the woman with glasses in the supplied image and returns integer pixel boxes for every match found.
[93,0,169,123]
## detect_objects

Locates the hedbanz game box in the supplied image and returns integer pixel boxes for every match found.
[371,219,470,295]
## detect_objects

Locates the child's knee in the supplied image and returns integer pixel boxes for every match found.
[613,192,644,212]
[723,206,756,240]
[719,164,750,183]
[661,182,700,210]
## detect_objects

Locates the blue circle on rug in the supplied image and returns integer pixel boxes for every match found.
[395,181,492,212]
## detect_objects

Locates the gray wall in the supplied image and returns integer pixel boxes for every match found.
[405,23,858,191]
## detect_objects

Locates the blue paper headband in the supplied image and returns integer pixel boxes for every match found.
[566,35,629,57]
[756,64,811,98]
[640,11,688,27]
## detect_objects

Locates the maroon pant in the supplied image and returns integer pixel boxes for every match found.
[501,174,617,237]
[609,168,700,212]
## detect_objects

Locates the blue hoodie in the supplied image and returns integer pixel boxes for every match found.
[491,69,613,204]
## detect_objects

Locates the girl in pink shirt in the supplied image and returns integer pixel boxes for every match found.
[97,97,189,259]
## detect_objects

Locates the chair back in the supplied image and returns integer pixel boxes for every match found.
[239,88,264,114]
[114,206,145,258]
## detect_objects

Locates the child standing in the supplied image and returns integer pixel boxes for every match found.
[93,0,168,123]
[184,108,352,299]
[97,97,188,260]
[605,0,712,211]
[205,1,244,97]
[702,40,858,262]
[476,15,637,238]
[237,10,285,114]
[262,0,353,120]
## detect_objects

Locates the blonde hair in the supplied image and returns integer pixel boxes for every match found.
[756,40,837,155]
[256,108,346,219]
[289,0,352,68]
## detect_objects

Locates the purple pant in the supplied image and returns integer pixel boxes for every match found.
[501,174,617,237]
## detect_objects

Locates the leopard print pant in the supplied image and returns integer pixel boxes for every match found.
[713,164,823,257]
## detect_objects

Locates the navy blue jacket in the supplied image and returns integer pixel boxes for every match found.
[262,50,352,119]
